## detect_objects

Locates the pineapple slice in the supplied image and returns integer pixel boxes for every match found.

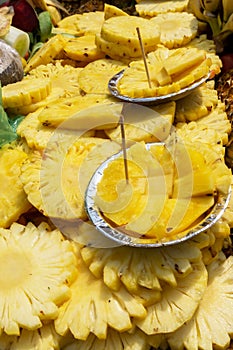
[105,101,175,143]
[136,260,207,335]
[55,247,146,340]
[0,221,77,335]
[150,12,198,49]
[175,82,219,122]
[100,15,160,48]
[95,33,159,59]
[62,327,150,350]
[2,77,51,108]
[167,256,233,350]
[0,323,62,350]
[78,58,127,94]
[81,238,201,295]
[57,11,105,36]
[136,0,189,17]
[21,138,122,220]
[37,95,116,128]
[8,63,83,115]
[24,34,67,73]
[104,3,129,20]
[0,146,31,228]
[63,35,105,63]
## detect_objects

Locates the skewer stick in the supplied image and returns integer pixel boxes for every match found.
[136,27,152,89]
[119,109,129,184]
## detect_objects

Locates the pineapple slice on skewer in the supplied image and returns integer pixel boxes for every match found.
[135,260,208,335]
[0,146,31,228]
[55,246,146,340]
[0,221,77,335]
[136,0,189,17]
[78,58,127,94]
[167,256,233,350]
[150,12,198,49]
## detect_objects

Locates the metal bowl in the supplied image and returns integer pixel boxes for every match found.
[108,69,211,105]
[85,143,232,248]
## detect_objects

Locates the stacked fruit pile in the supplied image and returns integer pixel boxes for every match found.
[0,1,233,349]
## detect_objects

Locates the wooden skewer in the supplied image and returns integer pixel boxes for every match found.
[119,109,129,184]
[136,27,152,89]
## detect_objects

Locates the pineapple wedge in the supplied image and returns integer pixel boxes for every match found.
[24,34,66,73]
[0,221,77,335]
[167,256,233,350]
[136,260,207,335]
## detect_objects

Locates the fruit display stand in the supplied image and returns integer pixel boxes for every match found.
[0,1,233,349]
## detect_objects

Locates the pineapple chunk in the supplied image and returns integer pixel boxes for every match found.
[163,47,206,76]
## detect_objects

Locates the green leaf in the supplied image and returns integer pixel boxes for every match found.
[0,83,20,147]
[39,11,53,43]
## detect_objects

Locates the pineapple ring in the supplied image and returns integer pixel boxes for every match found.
[150,12,198,49]
[0,221,77,335]
[55,248,147,340]
[167,256,233,349]
[62,327,152,350]
[136,0,189,17]
[136,260,208,334]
